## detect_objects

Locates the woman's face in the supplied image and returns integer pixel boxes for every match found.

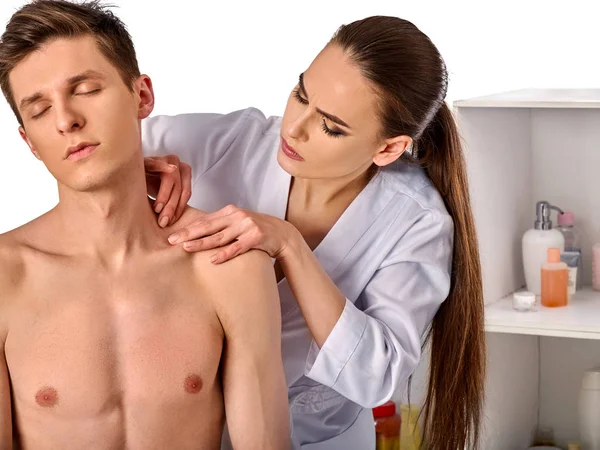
[278,44,410,180]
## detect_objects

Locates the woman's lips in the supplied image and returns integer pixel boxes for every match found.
[281,138,304,161]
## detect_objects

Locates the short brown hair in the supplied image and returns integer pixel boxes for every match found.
[0,0,140,125]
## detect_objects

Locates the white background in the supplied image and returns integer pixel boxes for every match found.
[1,0,599,231]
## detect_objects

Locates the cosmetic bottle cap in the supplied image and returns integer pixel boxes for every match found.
[547,248,561,263]
[557,211,574,226]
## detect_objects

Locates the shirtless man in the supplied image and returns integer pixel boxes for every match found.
[0,1,289,449]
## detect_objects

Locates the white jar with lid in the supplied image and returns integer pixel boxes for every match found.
[513,291,536,312]
[579,367,600,450]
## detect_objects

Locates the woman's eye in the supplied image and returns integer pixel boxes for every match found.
[321,120,344,138]
[293,88,308,105]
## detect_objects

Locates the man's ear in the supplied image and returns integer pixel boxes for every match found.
[372,135,413,167]
[136,74,155,120]
[19,126,41,160]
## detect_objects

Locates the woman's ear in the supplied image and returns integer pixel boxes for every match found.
[373,135,413,167]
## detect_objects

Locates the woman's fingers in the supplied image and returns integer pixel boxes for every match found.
[173,162,192,222]
[144,158,173,200]
[168,214,235,245]
[180,223,242,253]
[158,164,182,227]
[144,158,178,213]
[144,157,176,174]
[168,205,266,263]
[154,172,175,220]
[143,156,195,227]
[171,204,243,232]
[143,155,191,227]
[207,238,247,264]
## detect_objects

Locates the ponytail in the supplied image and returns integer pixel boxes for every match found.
[415,102,486,450]
[330,15,485,449]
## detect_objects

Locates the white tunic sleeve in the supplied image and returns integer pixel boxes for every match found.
[304,206,453,408]
[141,108,256,182]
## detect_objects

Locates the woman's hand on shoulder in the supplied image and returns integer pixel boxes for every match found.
[167,205,299,264]
[144,155,192,227]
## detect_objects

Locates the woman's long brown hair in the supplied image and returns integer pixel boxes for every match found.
[331,17,486,450]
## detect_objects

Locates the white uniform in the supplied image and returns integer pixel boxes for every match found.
[141,108,453,450]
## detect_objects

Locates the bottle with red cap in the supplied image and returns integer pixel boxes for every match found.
[373,400,401,450]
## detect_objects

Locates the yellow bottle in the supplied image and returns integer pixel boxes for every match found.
[399,404,421,450]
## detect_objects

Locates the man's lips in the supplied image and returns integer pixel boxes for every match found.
[66,143,99,161]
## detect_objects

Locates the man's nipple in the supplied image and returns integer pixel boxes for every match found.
[184,374,203,394]
[35,386,58,408]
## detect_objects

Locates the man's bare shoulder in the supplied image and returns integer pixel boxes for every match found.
[0,209,56,251]
[190,249,275,288]
[0,212,55,300]
[0,230,26,281]
[0,230,28,336]
[189,250,279,319]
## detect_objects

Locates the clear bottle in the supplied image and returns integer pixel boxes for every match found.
[541,248,568,307]
[556,211,582,289]
[373,401,401,450]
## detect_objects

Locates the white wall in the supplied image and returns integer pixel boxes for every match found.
[1,1,599,445]
[0,0,599,232]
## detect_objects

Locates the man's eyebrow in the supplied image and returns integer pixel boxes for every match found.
[299,72,351,129]
[66,69,105,86]
[19,70,106,111]
[19,92,43,111]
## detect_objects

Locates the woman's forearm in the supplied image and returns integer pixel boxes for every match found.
[279,230,347,348]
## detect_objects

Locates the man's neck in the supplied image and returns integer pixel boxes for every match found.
[53,166,165,270]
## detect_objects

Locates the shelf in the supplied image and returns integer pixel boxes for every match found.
[454,88,600,109]
[485,287,600,340]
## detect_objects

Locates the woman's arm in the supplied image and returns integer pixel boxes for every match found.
[142,108,255,182]
[288,209,453,407]
[141,108,257,226]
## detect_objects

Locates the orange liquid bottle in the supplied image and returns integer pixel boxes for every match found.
[373,401,401,450]
[541,248,568,307]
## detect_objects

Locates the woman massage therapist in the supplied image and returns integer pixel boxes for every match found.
[142,16,485,450]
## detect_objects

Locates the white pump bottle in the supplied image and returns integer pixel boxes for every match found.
[522,201,565,296]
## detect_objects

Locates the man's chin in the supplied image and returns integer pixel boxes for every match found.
[57,170,119,194]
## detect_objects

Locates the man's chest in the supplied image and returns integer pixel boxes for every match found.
[4,271,224,417]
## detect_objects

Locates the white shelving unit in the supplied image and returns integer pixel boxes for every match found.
[455,89,600,109]
[454,89,600,450]
[486,288,600,340]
